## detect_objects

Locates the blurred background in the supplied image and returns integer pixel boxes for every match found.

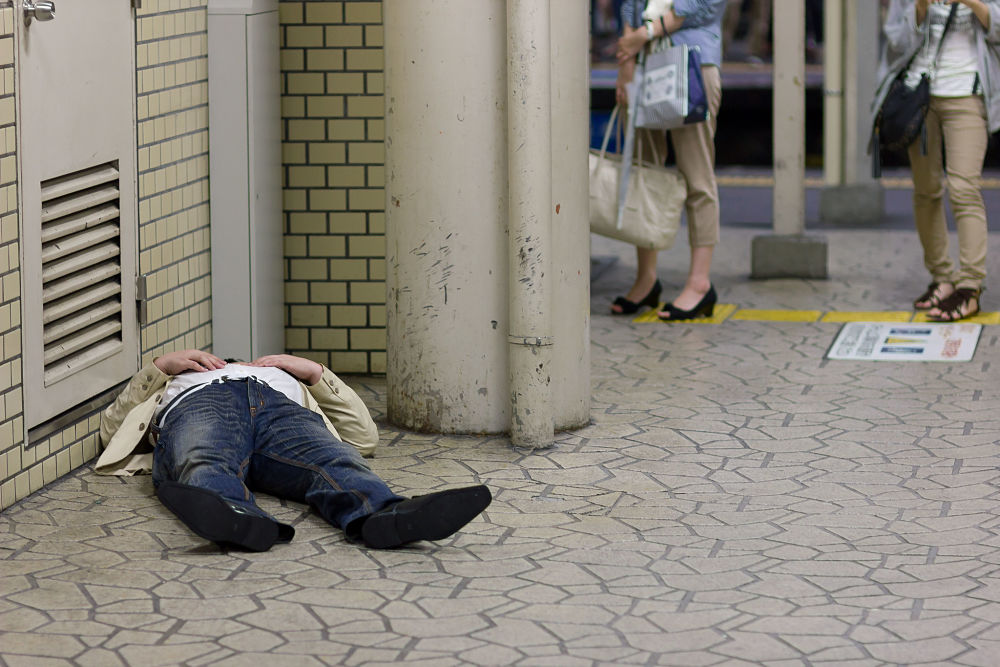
[587,0,1000,169]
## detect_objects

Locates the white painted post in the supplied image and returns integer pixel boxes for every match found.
[507,0,554,447]
[772,0,806,236]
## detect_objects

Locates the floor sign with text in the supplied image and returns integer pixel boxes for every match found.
[827,322,982,362]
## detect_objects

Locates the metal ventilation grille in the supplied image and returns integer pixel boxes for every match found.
[40,162,124,385]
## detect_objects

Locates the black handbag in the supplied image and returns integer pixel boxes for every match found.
[872,3,957,177]
[876,72,931,154]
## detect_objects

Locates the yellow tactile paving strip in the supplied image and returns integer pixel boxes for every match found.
[821,311,913,323]
[633,306,1000,325]
[733,308,822,322]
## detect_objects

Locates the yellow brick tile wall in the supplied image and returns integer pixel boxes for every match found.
[136,0,212,361]
[281,1,386,374]
[0,2,23,510]
[0,0,211,511]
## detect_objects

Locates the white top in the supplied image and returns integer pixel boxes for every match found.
[154,363,305,424]
[907,4,980,97]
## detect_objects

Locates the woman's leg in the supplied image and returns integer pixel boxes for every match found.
[937,95,988,291]
[908,101,955,289]
[924,95,988,320]
[610,247,659,313]
[611,126,666,313]
[662,65,722,312]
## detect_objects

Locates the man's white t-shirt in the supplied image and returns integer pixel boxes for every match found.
[906,4,980,97]
[154,363,305,425]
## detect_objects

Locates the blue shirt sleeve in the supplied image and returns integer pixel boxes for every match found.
[672,0,728,29]
[620,0,644,30]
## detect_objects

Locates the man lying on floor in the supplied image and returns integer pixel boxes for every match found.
[95,349,491,551]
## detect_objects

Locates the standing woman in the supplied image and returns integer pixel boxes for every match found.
[876,0,1000,321]
[611,0,727,320]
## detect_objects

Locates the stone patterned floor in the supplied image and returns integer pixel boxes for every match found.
[4,225,1000,666]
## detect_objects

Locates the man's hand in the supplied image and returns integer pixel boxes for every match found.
[249,354,323,385]
[153,349,226,375]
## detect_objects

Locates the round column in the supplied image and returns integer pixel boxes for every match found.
[384,0,509,432]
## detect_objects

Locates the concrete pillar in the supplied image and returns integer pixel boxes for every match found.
[383,0,590,439]
[819,0,884,225]
[773,1,805,236]
[751,0,827,279]
[384,0,509,433]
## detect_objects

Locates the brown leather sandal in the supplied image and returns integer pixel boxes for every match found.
[927,287,980,322]
[914,282,954,310]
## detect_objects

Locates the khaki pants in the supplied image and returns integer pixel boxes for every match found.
[908,95,989,290]
[648,64,723,248]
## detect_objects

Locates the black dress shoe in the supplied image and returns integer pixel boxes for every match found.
[361,484,493,549]
[156,480,290,552]
[658,284,717,321]
[612,279,662,315]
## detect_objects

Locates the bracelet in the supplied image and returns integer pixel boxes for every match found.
[659,15,668,36]
[644,18,656,39]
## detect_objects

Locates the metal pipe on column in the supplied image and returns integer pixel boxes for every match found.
[823,0,844,187]
[506,0,554,447]
[772,0,806,236]
[549,0,591,431]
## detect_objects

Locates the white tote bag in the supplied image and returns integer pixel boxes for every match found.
[589,106,686,250]
[627,37,709,131]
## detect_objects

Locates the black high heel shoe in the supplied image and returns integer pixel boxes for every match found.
[612,279,662,315]
[658,285,717,321]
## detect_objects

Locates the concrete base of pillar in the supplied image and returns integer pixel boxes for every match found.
[751,234,829,279]
[819,183,884,226]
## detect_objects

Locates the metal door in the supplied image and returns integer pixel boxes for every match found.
[16,0,138,427]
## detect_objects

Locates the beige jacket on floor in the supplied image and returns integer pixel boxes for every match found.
[95,362,380,476]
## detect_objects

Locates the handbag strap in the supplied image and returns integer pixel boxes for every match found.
[636,128,662,167]
[902,2,958,76]
[931,2,959,67]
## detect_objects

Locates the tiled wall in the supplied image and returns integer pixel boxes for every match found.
[135,0,212,358]
[0,3,23,510]
[0,0,211,511]
[280,0,386,374]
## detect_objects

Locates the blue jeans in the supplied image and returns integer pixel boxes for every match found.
[152,377,402,538]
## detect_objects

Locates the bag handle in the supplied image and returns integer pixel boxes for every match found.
[598,105,623,161]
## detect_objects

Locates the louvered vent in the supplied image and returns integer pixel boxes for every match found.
[40,162,124,386]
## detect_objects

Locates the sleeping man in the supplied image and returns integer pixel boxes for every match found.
[96,349,491,551]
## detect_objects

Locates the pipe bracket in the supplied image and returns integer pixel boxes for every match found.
[508,335,554,347]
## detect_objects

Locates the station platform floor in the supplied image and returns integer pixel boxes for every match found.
[4,172,1000,665]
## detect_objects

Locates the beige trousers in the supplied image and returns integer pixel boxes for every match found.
[907,94,989,290]
[648,64,723,247]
